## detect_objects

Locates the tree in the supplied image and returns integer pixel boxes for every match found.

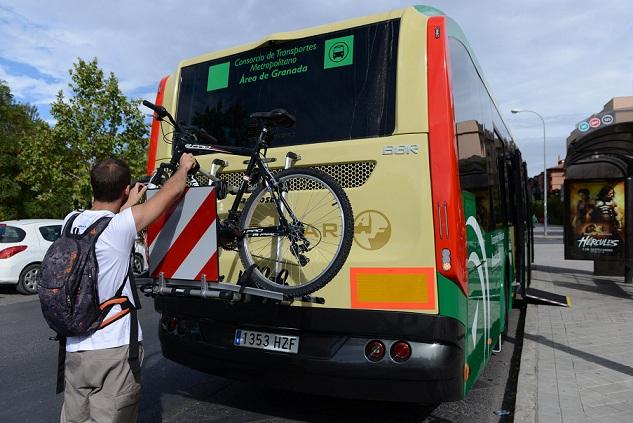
[19,58,148,214]
[0,80,45,220]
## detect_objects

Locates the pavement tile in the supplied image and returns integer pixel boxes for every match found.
[603,389,633,405]
[538,404,562,423]
[584,403,621,418]
[589,381,633,395]
[514,236,633,423]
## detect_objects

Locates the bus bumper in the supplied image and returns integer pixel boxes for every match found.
[156,296,465,404]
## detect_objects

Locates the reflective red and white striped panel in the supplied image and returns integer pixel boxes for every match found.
[146,186,219,281]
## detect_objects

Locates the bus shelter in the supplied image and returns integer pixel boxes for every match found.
[564,97,633,282]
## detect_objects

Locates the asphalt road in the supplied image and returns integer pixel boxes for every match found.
[0,284,523,423]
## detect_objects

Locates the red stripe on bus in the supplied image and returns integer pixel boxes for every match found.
[427,16,468,295]
[195,251,219,281]
[153,189,217,277]
[147,75,169,175]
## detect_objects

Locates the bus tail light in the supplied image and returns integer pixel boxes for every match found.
[365,340,386,362]
[390,341,412,362]
[147,75,170,175]
[0,245,27,259]
[427,16,468,295]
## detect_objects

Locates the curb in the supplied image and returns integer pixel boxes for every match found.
[513,302,538,423]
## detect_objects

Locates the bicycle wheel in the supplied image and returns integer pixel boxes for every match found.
[238,168,353,296]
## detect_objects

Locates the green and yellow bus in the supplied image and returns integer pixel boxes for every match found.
[148,5,532,403]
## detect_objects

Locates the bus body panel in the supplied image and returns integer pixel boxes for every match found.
[146,5,528,403]
[156,294,464,403]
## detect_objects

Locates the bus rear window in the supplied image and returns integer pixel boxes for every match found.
[177,20,399,148]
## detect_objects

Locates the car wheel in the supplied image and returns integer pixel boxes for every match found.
[18,263,40,295]
[133,253,144,275]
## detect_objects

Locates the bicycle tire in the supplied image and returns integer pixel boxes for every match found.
[238,168,354,296]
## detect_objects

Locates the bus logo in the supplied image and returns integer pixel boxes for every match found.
[602,114,614,125]
[578,121,590,132]
[354,210,391,250]
[331,43,347,61]
[324,35,354,69]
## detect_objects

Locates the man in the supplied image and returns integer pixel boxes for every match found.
[61,153,196,423]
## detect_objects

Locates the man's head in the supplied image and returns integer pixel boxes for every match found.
[90,158,131,203]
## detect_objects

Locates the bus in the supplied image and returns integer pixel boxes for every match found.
[146,5,532,403]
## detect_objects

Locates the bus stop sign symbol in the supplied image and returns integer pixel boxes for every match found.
[324,35,354,69]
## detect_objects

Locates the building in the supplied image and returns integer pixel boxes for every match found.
[548,159,565,193]
[532,158,565,198]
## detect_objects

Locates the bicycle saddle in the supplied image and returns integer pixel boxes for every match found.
[250,109,296,128]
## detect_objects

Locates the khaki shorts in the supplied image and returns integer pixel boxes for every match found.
[60,344,144,423]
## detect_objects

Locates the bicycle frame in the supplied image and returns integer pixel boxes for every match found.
[150,122,300,240]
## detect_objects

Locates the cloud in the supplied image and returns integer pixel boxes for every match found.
[0,0,632,176]
[0,64,63,104]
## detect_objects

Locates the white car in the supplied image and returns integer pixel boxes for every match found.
[133,234,148,276]
[0,219,63,294]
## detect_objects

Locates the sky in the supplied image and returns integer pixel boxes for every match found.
[0,0,631,176]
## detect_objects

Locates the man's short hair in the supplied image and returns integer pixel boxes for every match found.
[90,158,131,202]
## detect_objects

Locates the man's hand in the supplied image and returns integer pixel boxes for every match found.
[122,183,148,210]
[179,153,197,173]
[131,153,196,232]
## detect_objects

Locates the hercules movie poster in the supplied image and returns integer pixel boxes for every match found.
[565,179,625,260]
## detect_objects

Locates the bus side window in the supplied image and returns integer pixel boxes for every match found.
[450,36,494,232]
[457,124,493,232]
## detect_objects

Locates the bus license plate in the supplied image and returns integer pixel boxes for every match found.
[234,329,299,354]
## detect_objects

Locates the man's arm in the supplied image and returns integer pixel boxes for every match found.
[131,154,196,232]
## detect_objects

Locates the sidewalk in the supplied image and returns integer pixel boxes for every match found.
[515,226,633,422]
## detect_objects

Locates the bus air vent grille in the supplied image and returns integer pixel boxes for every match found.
[191,161,376,189]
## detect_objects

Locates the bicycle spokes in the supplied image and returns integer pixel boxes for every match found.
[239,170,350,291]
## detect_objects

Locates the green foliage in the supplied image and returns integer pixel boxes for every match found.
[547,193,563,225]
[18,58,148,215]
[532,193,563,225]
[0,80,44,220]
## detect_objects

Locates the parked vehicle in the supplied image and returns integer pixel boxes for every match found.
[0,219,63,294]
[133,233,148,276]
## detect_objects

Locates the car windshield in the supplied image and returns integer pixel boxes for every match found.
[0,225,27,243]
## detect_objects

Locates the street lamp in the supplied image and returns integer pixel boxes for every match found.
[511,108,548,237]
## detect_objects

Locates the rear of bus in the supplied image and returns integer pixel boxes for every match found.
[151,6,473,403]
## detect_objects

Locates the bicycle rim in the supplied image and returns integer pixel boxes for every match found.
[240,172,348,292]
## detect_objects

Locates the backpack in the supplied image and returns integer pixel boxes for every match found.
[38,213,141,393]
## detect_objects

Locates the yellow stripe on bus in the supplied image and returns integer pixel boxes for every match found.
[350,267,437,311]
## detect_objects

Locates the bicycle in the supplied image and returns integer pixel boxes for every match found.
[142,100,354,297]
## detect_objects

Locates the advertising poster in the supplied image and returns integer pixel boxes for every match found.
[565,179,626,259]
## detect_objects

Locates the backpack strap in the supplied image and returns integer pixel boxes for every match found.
[55,336,66,394]
[55,214,112,395]
[93,247,143,379]
[62,212,81,237]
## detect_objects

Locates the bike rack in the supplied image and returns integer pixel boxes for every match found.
[141,272,325,305]
[210,158,228,179]
[284,151,301,169]
[142,150,324,306]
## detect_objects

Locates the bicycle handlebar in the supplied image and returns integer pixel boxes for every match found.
[143,100,293,185]
[142,100,169,121]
